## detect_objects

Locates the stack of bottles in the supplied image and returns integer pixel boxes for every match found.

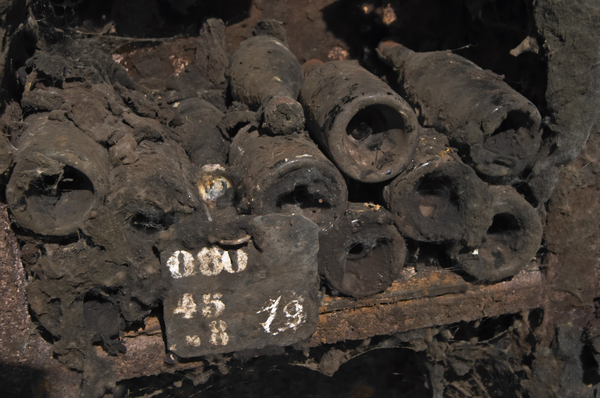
[7,21,545,309]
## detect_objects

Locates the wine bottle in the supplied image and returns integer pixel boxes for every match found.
[229,127,348,231]
[6,116,109,236]
[173,97,228,166]
[300,60,419,183]
[448,185,543,282]
[377,41,543,184]
[172,97,235,211]
[107,139,201,242]
[81,139,203,322]
[319,202,406,298]
[383,129,493,248]
[228,30,305,135]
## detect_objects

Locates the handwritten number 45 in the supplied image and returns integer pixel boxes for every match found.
[174,293,224,319]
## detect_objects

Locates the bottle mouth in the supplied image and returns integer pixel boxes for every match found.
[6,120,110,237]
[338,232,402,297]
[12,164,97,236]
[388,160,491,245]
[264,157,346,230]
[27,165,95,199]
[346,237,390,260]
[263,96,305,135]
[337,103,414,182]
[129,209,176,234]
[345,104,406,146]
[475,110,540,180]
[451,185,543,282]
[415,174,460,220]
[275,181,335,229]
[475,213,523,270]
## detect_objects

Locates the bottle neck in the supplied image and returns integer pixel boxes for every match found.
[377,41,412,68]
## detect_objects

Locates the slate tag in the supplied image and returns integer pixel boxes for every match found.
[161,214,319,357]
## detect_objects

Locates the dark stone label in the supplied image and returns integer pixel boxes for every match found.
[161,214,320,357]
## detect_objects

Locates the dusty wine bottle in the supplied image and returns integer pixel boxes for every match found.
[107,139,201,241]
[229,126,348,231]
[448,186,543,282]
[383,129,493,248]
[318,202,406,298]
[81,139,203,319]
[87,139,200,257]
[377,41,543,184]
[228,29,305,135]
[173,97,228,166]
[173,97,235,209]
[6,116,109,236]
[299,60,419,183]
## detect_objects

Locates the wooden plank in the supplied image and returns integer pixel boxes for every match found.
[105,267,543,380]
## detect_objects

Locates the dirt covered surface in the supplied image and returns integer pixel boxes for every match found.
[0,0,600,397]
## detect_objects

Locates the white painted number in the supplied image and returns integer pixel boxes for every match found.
[186,335,202,347]
[257,296,281,334]
[257,295,306,335]
[167,250,195,279]
[225,249,247,273]
[209,320,229,346]
[174,292,226,320]
[174,293,229,348]
[199,247,228,276]
[281,299,306,331]
[173,293,197,319]
[167,247,248,279]
[202,293,225,318]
